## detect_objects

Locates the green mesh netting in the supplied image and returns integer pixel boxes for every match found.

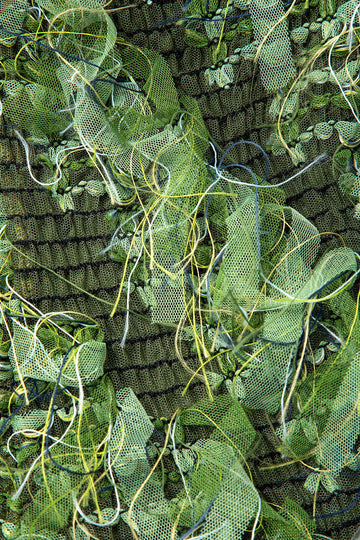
[1,0,360,539]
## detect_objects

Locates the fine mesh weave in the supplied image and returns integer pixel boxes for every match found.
[1,0,360,539]
[113,0,360,252]
[0,133,207,418]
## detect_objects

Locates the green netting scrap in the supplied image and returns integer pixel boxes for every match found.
[309,350,360,492]
[0,0,28,46]
[9,317,105,386]
[110,388,174,538]
[2,0,360,537]
[175,439,261,539]
[109,391,263,539]
[249,0,296,91]
[261,497,316,539]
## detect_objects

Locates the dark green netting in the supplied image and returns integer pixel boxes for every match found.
[1,0,360,539]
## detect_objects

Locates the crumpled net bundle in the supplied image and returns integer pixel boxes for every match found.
[1,0,360,539]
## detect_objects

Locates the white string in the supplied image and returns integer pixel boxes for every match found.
[169,418,193,504]
[317,322,342,345]
[4,280,82,343]
[72,430,121,527]
[214,153,328,190]
[7,428,95,452]
[58,121,74,136]
[120,243,143,347]
[185,522,227,539]
[280,355,295,439]
[235,463,263,540]
[14,130,59,186]
[329,23,360,124]
[52,143,83,185]
[12,394,77,500]
[73,380,120,527]
[99,209,144,255]
[74,344,85,415]
[97,154,123,205]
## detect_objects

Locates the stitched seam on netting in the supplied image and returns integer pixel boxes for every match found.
[137,380,203,398]
[119,20,180,37]
[22,285,123,304]
[251,421,280,431]
[1,147,325,198]
[22,288,148,308]
[119,26,222,48]
[0,135,25,141]
[219,131,268,147]
[13,233,114,247]
[0,161,43,170]
[105,330,175,346]
[249,449,282,461]
[202,96,270,122]
[220,129,282,147]
[106,56,257,91]
[26,283,152,305]
[303,489,360,511]
[257,476,360,505]
[5,157,294,191]
[4,190,354,250]
[286,184,346,204]
[2,148,276,190]
[208,147,278,170]
[310,207,358,221]
[174,66,255,83]
[104,353,195,373]
[185,83,239,99]
[0,161,310,213]
[130,0,180,9]
[323,517,360,535]
[5,208,110,220]
[13,259,117,274]
[1,187,47,193]
[93,310,152,320]
[257,476,309,491]
[217,113,356,147]
[23,297,150,318]
[287,206,358,223]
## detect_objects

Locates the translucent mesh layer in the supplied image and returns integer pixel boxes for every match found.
[1,0,360,538]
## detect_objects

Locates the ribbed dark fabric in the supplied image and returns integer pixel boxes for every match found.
[1,1,360,538]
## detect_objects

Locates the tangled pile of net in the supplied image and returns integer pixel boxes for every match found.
[1,0,360,538]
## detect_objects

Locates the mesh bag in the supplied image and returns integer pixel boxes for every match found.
[2,0,360,539]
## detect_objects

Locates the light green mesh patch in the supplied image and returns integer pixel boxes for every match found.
[1,0,360,538]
